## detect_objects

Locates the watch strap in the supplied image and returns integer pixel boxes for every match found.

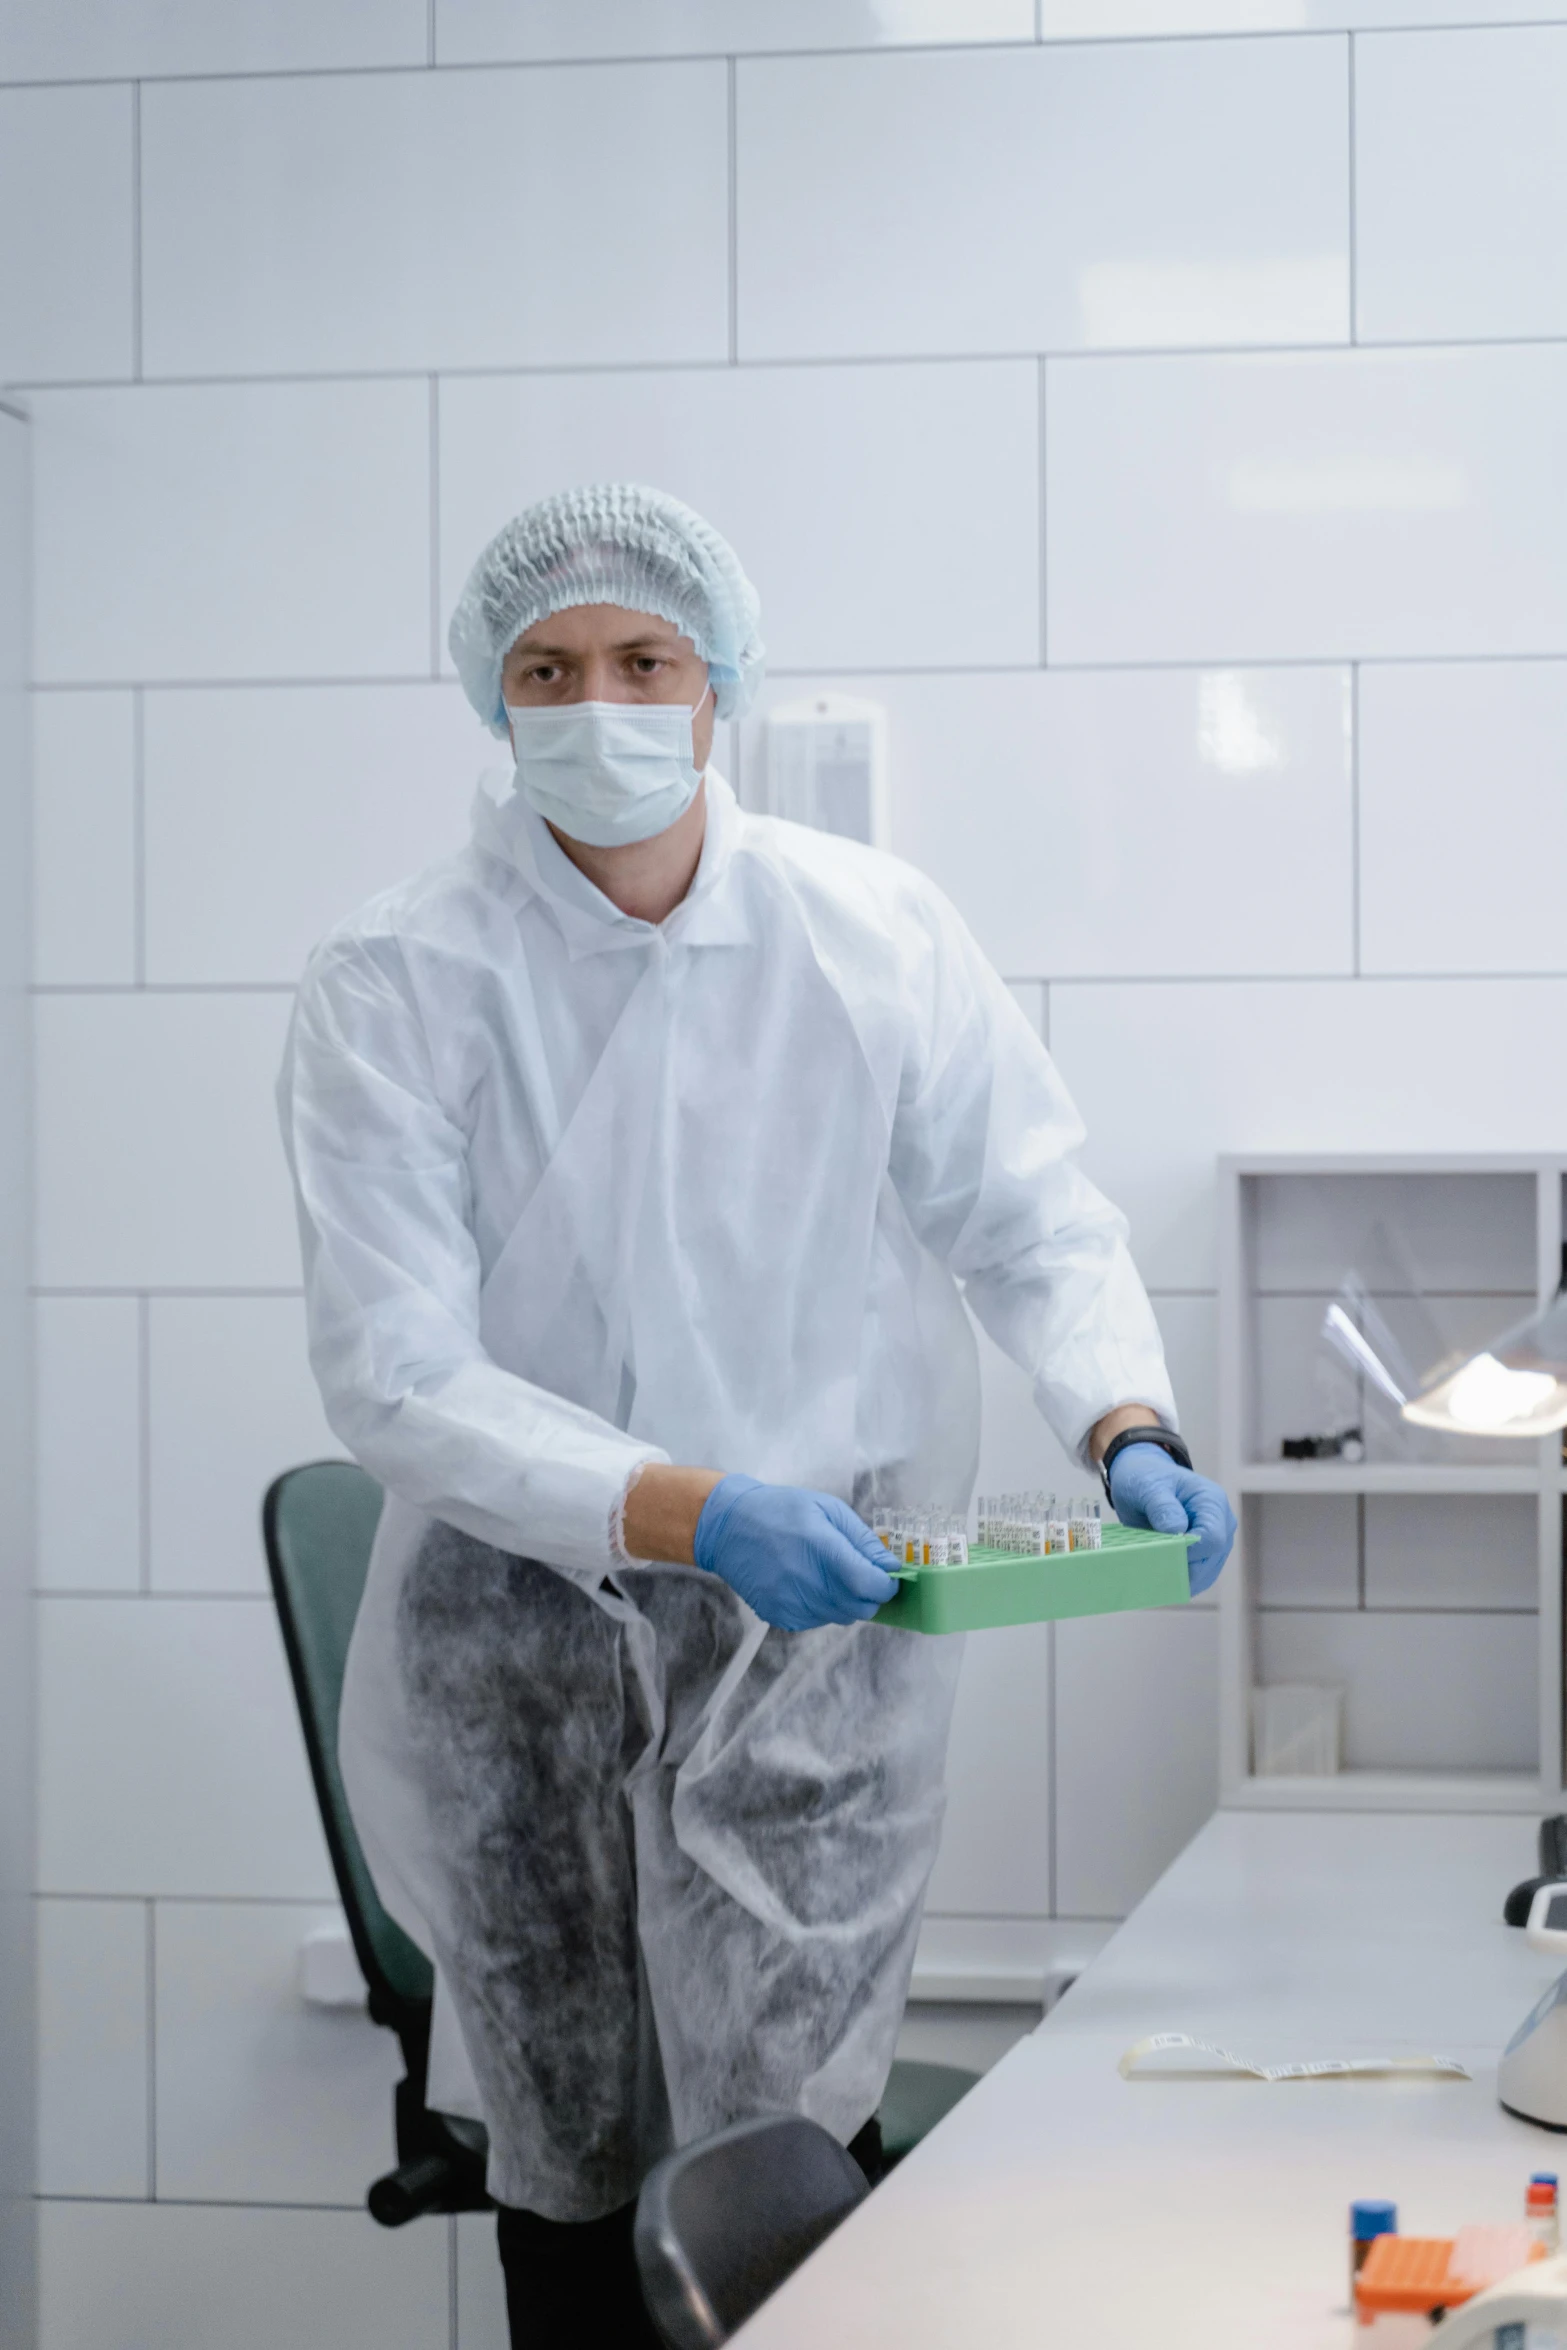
[1099,1423,1193,1505]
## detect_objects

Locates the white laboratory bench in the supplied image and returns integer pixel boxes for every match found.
[734,1807,1562,2348]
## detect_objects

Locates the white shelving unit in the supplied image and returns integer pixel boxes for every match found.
[1217,1154,1565,1814]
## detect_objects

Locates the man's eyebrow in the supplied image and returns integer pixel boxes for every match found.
[508,631,679,659]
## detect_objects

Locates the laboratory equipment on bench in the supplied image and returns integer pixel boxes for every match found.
[1423,2252,1567,2345]
[762,694,889,848]
[1499,1882,1567,2131]
[1355,2231,1554,2339]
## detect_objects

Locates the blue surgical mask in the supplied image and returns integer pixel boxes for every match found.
[506,698,708,848]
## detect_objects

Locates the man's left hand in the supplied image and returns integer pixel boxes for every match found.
[1107,1444,1236,1596]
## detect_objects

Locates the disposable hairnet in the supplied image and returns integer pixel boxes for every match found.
[448,483,766,734]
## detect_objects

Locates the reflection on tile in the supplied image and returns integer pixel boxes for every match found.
[155,1901,399,2204]
[1364,1494,1536,1612]
[33,382,430,685]
[38,2200,448,2350]
[35,994,298,1289]
[1047,346,1567,664]
[35,1296,141,1593]
[32,691,136,987]
[1356,27,1567,345]
[1249,1169,1537,1294]
[0,86,133,385]
[37,1899,148,2198]
[437,0,1031,62]
[927,1625,1052,1916]
[1055,1607,1218,1917]
[1050,978,1567,1289]
[739,42,1346,359]
[143,683,483,985]
[1256,1609,1535,1770]
[142,64,727,378]
[1359,661,1567,977]
[148,1298,337,1594]
[38,1597,333,1898]
[746,667,1352,980]
[439,363,1039,675]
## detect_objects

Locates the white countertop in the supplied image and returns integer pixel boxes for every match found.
[735,1808,1560,2347]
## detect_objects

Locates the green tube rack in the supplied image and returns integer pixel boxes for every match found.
[874,1523,1193,1635]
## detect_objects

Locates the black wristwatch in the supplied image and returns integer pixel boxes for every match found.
[1098,1423,1193,1505]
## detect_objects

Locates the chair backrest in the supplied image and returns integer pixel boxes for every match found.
[634,2113,868,2348]
[263,1460,434,2017]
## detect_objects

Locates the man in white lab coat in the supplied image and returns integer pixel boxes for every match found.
[279,484,1235,2344]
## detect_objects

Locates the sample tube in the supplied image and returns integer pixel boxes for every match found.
[1350,2202,1397,2304]
[948,1513,969,1567]
[1528,2174,1559,2253]
[1045,1495,1070,1555]
[928,1515,950,1567]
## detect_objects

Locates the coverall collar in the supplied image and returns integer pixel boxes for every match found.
[471,767,750,959]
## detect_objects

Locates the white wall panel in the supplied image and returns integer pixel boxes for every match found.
[0,0,426,78]
[748,665,1351,978]
[144,684,482,984]
[1047,347,1567,664]
[0,87,133,388]
[37,1598,333,1899]
[1359,661,1567,977]
[739,40,1347,360]
[1054,1606,1218,1918]
[148,1297,337,1594]
[35,1297,141,1594]
[32,691,136,987]
[456,2213,510,2350]
[1356,28,1567,346]
[438,363,1039,674]
[926,1625,1052,1917]
[1040,3,1567,27]
[38,2201,448,2350]
[1252,1493,1360,1609]
[142,64,728,379]
[33,383,431,686]
[1363,1494,1537,1612]
[36,1900,148,2199]
[155,1901,399,2203]
[35,994,298,1290]
[1050,978,1567,1290]
[437,0,1031,62]
[1256,1608,1536,1770]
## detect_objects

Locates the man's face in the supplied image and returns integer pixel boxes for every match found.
[502,604,716,772]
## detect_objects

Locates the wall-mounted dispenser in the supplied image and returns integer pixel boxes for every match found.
[762,694,889,850]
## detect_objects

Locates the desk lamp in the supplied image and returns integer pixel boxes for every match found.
[1400,1293,1567,1438]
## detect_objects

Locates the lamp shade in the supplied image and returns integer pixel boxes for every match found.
[1402,1294,1567,1438]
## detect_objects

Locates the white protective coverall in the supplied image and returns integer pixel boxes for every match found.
[278,763,1176,2219]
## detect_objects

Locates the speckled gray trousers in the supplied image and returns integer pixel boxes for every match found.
[396,1520,960,2219]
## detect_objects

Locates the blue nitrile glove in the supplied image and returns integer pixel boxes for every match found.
[693,1474,899,1631]
[1107,1446,1237,1597]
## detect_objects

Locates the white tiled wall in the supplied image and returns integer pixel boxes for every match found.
[15,10,1567,2339]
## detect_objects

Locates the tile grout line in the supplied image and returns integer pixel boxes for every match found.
[1040,981,1051,1051]
[1347,32,1358,346]
[132,686,145,985]
[130,81,142,382]
[137,1293,151,1593]
[427,0,437,69]
[146,1900,157,2200]
[428,376,441,678]
[726,57,739,365]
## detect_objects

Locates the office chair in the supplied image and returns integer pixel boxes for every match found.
[263,1459,979,2230]
[263,1460,490,2226]
[635,2112,868,2348]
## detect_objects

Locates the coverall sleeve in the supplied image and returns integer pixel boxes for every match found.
[277,936,667,1584]
[887,893,1177,1467]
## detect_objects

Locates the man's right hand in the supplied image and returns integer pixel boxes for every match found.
[692,1474,899,1630]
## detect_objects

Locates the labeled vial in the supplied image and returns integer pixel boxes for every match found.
[1350,2202,1397,2303]
[1083,1500,1103,1552]
[948,1514,969,1567]
[928,1517,950,1567]
[873,1508,894,1552]
[1528,2174,1559,2253]
[1045,1496,1070,1555]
